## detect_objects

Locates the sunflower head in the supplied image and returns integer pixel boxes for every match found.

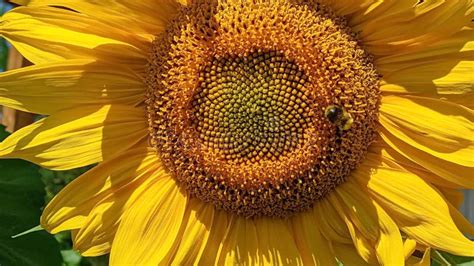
[0,0,473,265]
[146,0,380,217]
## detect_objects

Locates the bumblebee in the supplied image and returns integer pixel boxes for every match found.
[324,105,353,131]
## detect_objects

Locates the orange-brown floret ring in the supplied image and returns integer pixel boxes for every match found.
[146,0,380,217]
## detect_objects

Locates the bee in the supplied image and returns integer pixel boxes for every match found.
[324,105,353,131]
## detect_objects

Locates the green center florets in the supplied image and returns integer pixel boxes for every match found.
[192,51,312,163]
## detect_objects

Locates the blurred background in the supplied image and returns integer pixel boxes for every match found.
[0,0,472,265]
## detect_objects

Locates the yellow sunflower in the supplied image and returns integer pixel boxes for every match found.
[1,0,473,264]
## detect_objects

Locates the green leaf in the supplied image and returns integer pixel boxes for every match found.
[0,40,8,72]
[0,2,9,72]
[0,125,8,140]
[431,250,474,266]
[0,125,62,266]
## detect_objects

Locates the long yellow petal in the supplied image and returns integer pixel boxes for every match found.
[314,199,352,244]
[254,219,304,265]
[292,211,337,265]
[72,160,169,257]
[170,198,215,265]
[334,181,404,265]
[0,6,146,70]
[371,202,405,265]
[353,163,474,256]
[0,59,144,115]
[380,95,474,167]
[438,187,464,208]
[342,214,376,263]
[439,92,474,109]
[437,189,474,239]
[12,0,181,42]
[218,217,260,265]
[41,146,157,233]
[377,28,473,66]
[332,243,369,266]
[380,126,474,189]
[110,177,187,265]
[196,210,230,265]
[328,193,376,264]
[379,28,473,95]
[368,141,466,189]
[73,214,113,257]
[351,0,472,55]
[0,105,147,170]
[403,238,417,261]
[445,198,474,238]
[219,217,303,265]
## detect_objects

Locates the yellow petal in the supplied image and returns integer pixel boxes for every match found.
[73,164,171,257]
[218,216,260,265]
[351,0,472,55]
[0,6,146,70]
[378,28,473,95]
[9,0,29,4]
[74,214,113,257]
[110,177,187,265]
[291,211,337,265]
[380,96,474,167]
[171,198,215,265]
[196,210,230,265]
[380,127,474,190]
[219,217,303,265]
[368,141,465,189]
[332,243,369,266]
[438,92,474,110]
[327,193,376,264]
[314,198,352,244]
[368,205,405,266]
[0,105,147,170]
[438,187,464,208]
[342,214,377,264]
[0,59,144,115]
[403,238,417,260]
[254,219,304,265]
[440,189,474,242]
[333,181,404,265]
[380,59,474,96]
[14,0,181,42]
[41,146,157,233]
[354,163,474,256]
[377,28,473,66]
[446,199,474,238]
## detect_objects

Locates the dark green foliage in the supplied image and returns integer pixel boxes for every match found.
[0,40,7,72]
[431,250,474,266]
[0,125,62,266]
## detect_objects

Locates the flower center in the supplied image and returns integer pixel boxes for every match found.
[192,51,312,164]
[146,0,380,217]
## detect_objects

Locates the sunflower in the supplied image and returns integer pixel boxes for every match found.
[0,0,473,264]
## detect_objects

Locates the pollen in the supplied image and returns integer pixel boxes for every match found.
[146,0,380,217]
